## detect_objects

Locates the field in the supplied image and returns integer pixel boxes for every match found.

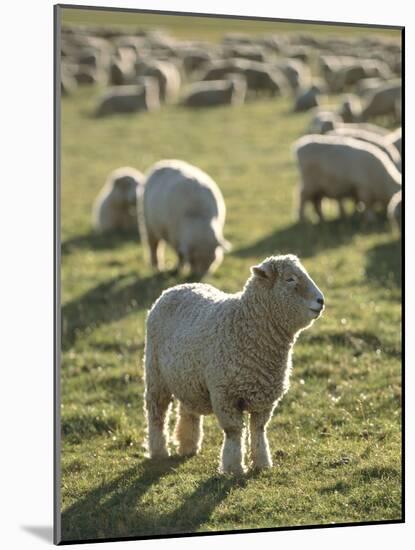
[59,10,402,543]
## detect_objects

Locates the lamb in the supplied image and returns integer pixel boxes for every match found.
[387,191,402,233]
[327,127,401,170]
[181,77,246,108]
[92,167,144,233]
[95,81,160,117]
[143,254,325,474]
[139,159,230,277]
[294,134,401,222]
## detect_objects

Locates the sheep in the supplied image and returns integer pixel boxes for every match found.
[275,58,311,90]
[199,59,288,96]
[92,167,144,233]
[181,77,246,108]
[143,254,325,474]
[139,159,230,277]
[359,80,401,120]
[136,59,181,103]
[294,85,320,112]
[387,191,402,233]
[327,127,401,170]
[95,81,160,117]
[294,134,401,222]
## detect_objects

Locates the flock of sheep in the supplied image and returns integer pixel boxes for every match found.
[63,23,402,474]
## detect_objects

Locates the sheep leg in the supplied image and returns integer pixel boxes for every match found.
[312,196,325,222]
[144,344,172,458]
[298,188,307,223]
[174,401,204,456]
[148,233,164,271]
[249,410,273,469]
[214,405,246,475]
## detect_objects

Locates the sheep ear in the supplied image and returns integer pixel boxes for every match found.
[251,265,268,279]
[251,263,276,285]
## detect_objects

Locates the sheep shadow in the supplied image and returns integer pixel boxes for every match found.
[365,239,402,288]
[61,271,176,350]
[61,229,139,256]
[233,215,389,259]
[60,457,243,542]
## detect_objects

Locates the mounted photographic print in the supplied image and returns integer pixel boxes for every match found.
[54,3,404,545]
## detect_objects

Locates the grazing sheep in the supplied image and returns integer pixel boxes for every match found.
[360,80,402,120]
[95,81,160,117]
[327,127,401,170]
[275,58,311,90]
[92,167,144,233]
[294,134,401,221]
[387,191,402,233]
[181,77,246,108]
[136,59,181,103]
[139,160,230,277]
[294,85,320,112]
[199,59,288,96]
[143,254,325,474]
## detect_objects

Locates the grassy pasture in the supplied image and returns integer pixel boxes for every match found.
[59,12,402,543]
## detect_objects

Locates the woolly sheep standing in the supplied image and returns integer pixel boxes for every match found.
[294,134,401,221]
[139,159,230,277]
[92,167,144,233]
[143,254,325,474]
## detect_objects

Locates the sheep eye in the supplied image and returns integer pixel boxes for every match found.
[286,277,296,283]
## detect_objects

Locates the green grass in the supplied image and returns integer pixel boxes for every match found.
[60,20,402,543]
[61,7,402,41]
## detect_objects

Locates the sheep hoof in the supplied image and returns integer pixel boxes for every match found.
[177,445,199,457]
[149,449,170,460]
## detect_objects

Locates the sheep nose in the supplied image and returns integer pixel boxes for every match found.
[317,297,324,306]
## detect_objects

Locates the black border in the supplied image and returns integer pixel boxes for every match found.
[54,3,405,546]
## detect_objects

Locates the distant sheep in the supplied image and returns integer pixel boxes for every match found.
[92,167,143,233]
[294,134,401,221]
[144,254,325,474]
[360,80,401,120]
[95,81,160,117]
[136,59,181,103]
[182,77,246,108]
[327,127,401,170]
[139,159,230,278]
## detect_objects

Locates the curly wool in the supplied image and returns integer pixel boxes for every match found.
[143,254,324,474]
